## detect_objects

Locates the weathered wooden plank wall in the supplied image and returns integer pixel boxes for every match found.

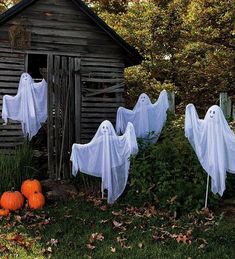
[80,57,124,143]
[0,50,25,154]
[0,0,124,58]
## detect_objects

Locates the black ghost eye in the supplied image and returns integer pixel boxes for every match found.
[213,111,215,114]
[103,126,105,129]
[210,110,212,113]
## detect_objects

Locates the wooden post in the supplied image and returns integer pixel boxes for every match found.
[167,91,175,114]
[54,56,60,180]
[74,58,81,143]
[220,92,232,118]
[47,54,55,179]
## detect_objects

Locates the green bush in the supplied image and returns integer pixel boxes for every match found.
[0,143,35,193]
[127,114,220,213]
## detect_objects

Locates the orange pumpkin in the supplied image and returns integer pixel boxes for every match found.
[28,192,45,210]
[0,191,24,211]
[0,208,10,217]
[21,179,42,199]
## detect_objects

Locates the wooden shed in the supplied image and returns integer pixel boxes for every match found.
[0,0,142,179]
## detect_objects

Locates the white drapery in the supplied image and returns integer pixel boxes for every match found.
[116,90,169,142]
[2,73,47,139]
[70,120,138,203]
[185,104,235,196]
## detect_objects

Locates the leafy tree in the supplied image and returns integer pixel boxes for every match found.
[85,0,129,13]
[0,0,19,13]
[92,0,235,112]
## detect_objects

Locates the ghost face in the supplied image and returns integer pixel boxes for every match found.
[205,105,221,123]
[138,94,150,105]
[21,73,31,81]
[100,121,113,135]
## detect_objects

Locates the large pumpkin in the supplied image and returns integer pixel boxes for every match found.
[0,191,24,211]
[21,179,42,199]
[28,192,45,210]
[0,208,10,217]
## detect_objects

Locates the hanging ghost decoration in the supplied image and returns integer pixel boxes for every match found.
[185,104,235,196]
[2,73,47,140]
[70,120,138,204]
[116,90,169,142]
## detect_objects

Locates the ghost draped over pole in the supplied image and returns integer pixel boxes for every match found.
[185,104,235,197]
[70,120,138,204]
[2,73,47,140]
[116,90,169,142]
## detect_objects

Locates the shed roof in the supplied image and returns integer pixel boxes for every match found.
[0,0,143,66]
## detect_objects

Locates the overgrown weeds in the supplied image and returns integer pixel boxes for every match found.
[0,142,35,193]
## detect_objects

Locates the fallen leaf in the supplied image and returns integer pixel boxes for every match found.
[99,219,109,224]
[89,233,104,243]
[111,246,116,253]
[14,215,22,223]
[86,243,96,250]
[47,246,52,253]
[169,196,177,204]
[100,205,107,211]
[113,220,123,228]
[112,211,122,216]
[138,242,143,248]
[144,205,157,217]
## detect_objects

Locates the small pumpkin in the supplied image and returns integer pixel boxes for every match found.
[0,208,10,217]
[28,192,45,210]
[21,179,42,199]
[0,191,24,211]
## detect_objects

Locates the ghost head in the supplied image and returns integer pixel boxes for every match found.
[205,105,222,124]
[138,93,151,105]
[100,120,114,135]
[18,73,33,94]
[20,73,32,82]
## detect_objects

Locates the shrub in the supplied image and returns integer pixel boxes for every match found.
[0,143,35,193]
[127,114,221,213]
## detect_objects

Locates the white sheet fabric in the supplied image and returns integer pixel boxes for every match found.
[70,120,138,203]
[2,73,47,140]
[116,90,169,142]
[185,104,235,196]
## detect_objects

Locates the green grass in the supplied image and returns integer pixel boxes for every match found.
[0,195,234,259]
[0,142,35,193]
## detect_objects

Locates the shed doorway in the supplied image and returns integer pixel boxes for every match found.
[47,55,81,180]
[27,53,47,81]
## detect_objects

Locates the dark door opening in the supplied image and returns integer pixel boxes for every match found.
[27,54,47,81]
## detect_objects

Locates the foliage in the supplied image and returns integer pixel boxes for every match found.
[85,0,129,13]
[127,114,220,213]
[87,0,235,113]
[0,143,35,194]
[0,0,19,13]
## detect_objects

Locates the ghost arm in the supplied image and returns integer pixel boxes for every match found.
[223,124,235,174]
[2,94,22,123]
[116,107,135,134]
[149,90,169,137]
[185,104,204,152]
[70,139,103,177]
[152,90,169,111]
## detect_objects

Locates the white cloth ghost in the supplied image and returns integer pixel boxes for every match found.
[185,104,235,196]
[70,120,138,204]
[116,90,169,142]
[2,73,47,139]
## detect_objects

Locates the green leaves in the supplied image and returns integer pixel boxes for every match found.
[127,115,220,213]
